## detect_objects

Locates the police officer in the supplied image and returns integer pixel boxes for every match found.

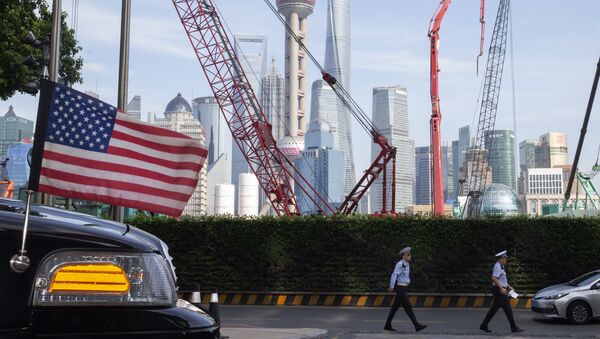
[479,250,524,333]
[384,247,427,332]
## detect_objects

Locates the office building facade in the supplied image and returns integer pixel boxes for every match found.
[415,146,431,205]
[126,95,141,120]
[0,106,34,157]
[295,119,344,214]
[485,129,516,191]
[535,132,568,168]
[262,58,286,144]
[370,86,414,213]
[323,0,355,194]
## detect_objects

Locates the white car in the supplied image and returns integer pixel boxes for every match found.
[532,270,600,324]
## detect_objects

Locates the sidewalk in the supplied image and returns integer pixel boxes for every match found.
[221,327,328,339]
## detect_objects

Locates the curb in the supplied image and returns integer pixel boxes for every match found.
[180,291,533,309]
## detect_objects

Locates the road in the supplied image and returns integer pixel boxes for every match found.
[220,305,600,338]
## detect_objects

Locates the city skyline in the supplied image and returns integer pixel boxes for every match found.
[1,0,599,187]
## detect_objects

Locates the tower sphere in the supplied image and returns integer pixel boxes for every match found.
[276,0,315,18]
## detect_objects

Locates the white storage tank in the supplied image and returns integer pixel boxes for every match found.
[214,184,235,215]
[238,173,259,216]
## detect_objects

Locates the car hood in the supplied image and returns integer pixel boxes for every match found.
[0,198,161,253]
[535,283,582,298]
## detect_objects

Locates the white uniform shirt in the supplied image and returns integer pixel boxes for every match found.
[492,262,508,288]
[389,259,410,289]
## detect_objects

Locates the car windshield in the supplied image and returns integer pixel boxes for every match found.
[568,272,600,286]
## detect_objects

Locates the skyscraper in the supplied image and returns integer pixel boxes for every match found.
[415,146,431,205]
[452,125,471,198]
[0,106,34,157]
[126,95,141,120]
[371,86,414,213]
[262,58,286,144]
[485,129,516,191]
[535,132,568,168]
[192,96,231,169]
[152,93,207,216]
[295,119,344,214]
[232,34,267,213]
[193,96,232,215]
[518,139,538,194]
[276,0,314,158]
[442,144,454,201]
[323,0,354,194]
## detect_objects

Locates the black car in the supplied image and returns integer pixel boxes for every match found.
[0,198,219,338]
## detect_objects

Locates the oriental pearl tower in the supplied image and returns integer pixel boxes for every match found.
[276,0,315,160]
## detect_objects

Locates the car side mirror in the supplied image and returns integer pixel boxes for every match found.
[592,282,600,290]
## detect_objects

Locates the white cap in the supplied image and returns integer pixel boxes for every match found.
[495,250,508,257]
[399,247,411,255]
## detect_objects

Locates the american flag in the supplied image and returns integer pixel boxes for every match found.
[29,80,207,217]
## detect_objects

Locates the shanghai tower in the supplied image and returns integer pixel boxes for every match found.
[324,0,355,194]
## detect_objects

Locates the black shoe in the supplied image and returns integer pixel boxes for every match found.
[512,327,524,333]
[479,325,492,333]
[384,325,396,331]
[415,324,427,332]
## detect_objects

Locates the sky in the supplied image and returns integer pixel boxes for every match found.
[2,0,600,185]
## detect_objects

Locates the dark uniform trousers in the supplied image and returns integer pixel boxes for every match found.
[385,285,419,327]
[480,286,518,331]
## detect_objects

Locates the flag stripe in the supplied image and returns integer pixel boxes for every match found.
[38,184,183,217]
[113,121,204,148]
[41,156,197,192]
[108,138,206,165]
[111,130,204,156]
[40,167,192,202]
[116,113,195,139]
[107,145,202,171]
[45,143,200,178]
[38,177,185,211]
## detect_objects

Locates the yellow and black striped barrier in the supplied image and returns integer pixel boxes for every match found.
[180,292,533,309]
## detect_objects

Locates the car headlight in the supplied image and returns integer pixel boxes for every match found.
[544,293,569,300]
[33,251,177,307]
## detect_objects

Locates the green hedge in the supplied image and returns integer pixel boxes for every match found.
[130,216,600,294]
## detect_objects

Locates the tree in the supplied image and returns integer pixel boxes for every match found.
[0,0,83,100]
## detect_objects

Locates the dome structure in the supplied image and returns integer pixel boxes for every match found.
[479,183,521,216]
[278,135,304,160]
[165,93,192,114]
[276,0,315,17]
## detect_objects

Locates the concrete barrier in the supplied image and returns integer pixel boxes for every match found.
[179,291,533,309]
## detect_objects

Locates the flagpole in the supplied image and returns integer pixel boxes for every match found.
[9,190,33,273]
[112,0,131,222]
[41,0,61,207]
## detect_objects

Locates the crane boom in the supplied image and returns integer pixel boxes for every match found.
[428,0,451,216]
[172,0,336,216]
[465,0,511,218]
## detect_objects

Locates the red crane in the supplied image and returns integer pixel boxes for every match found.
[172,0,397,216]
[428,0,451,216]
[428,1,485,216]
